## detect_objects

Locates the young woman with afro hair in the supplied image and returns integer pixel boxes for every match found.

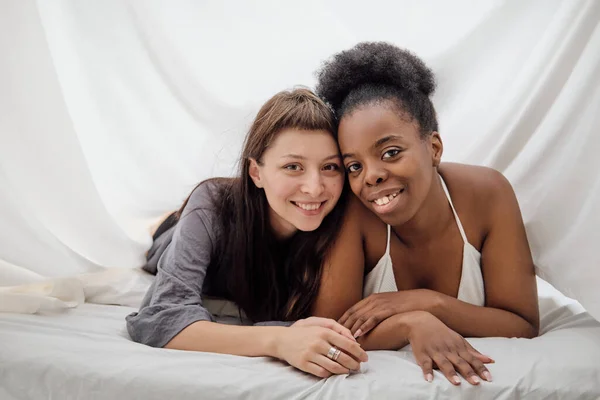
[312,42,539,386]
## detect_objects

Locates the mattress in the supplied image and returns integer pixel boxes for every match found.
[1,278,599,399]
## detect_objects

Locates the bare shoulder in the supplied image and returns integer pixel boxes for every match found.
[438,163,519,238]
[439,162,514,201]
[334,194,387,252]
[343,193,385,235]
[340,194,389,269]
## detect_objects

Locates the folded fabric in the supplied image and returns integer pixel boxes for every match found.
[0,267,153,314]
[0,278,84,313]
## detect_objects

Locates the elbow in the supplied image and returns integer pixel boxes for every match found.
[514,315,539,339]
[496,306,540,339]
[496,320,537,339]
[519,323,539,339]
[521,308,540,339]
[527,318,540,338]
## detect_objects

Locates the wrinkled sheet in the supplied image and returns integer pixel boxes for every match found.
[1,278,599,400]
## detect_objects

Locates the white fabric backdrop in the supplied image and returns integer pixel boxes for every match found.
[1,1,599,320]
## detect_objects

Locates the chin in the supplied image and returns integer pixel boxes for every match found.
[380,210,412,227]
[295,221,323,232]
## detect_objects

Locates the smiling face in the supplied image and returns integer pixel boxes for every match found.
[338,102,443,226]
[249,128,344,239]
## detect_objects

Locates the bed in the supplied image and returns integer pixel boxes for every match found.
[1,276,599,399]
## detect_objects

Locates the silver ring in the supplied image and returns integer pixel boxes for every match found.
[326,346,338,360]
[332,348,341,361]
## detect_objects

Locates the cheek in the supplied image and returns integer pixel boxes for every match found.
[265,176,297,202]
[328,176,345,197]
[319,173,344,202]
[413,152,433,184]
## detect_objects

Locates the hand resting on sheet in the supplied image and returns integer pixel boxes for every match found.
[355,311,494,385]
[164,316,368,379]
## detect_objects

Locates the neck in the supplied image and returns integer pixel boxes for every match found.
[392,171,453,248]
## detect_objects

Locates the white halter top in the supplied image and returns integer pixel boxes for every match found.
[363,174,485,306]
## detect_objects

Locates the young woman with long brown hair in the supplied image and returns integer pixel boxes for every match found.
[127,88,368,378]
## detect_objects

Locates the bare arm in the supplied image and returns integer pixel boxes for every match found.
[166,321,283,355]
[426,169,538,337]
[312,196,366,319]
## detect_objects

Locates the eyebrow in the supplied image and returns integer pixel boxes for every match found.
[342,135,403,160]
[281,154,341,162]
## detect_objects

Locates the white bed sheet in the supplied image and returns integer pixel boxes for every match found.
[1,278,599,400]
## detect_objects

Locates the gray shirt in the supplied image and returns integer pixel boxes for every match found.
[126,182,290,348]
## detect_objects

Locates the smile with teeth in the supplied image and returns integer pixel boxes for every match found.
[293,201,324,211]
[372,189,403,206]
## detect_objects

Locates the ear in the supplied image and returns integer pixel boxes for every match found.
[248,158,263,188]
[429,132,443,167]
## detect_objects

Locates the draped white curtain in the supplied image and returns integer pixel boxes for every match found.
[1,0,599,320]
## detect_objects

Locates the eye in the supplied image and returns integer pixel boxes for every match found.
[346,163,362,173]
[382,148,401,160]
[284,164,302,171]
[322,163,340,172]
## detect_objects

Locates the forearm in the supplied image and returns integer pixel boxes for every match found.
[165,320,286,358]
[429,293,538,338]
[357,313,411,351]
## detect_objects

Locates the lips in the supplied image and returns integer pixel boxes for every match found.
[368,188,405,205]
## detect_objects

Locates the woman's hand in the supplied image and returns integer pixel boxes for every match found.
[275,318,369,379]
[292,317,356,342]
[339,289,440,337]
[402,311,494,385]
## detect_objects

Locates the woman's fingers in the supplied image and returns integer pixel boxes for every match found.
[446,353,480,385]
[338,299,372,329]
[432,355,462,385]
[428,350,492,385]
[325,331,369,363]
[466,342,495,363]
[349,318,366,336]
[313,355,351,375]
[321,319,357,342]
[461,351,493,382]
[304,362,333,379]
[344,305,379,334]
[416,356,434,383]
[323,345,361,371]
[295,317,357,342]
[472,351,494,364]
[342,312,364,332]
[354,313,389,337]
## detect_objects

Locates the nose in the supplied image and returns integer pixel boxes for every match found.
[300,170,325,198]
[364,165,388,187]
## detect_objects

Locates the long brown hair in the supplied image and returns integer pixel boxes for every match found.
[178,88,348,322]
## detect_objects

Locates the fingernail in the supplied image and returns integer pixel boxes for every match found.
[426,373,433,382]
[471,376,480,384]
[354,329,363,338]
[452,376,461,385]
[483,371,492,382]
